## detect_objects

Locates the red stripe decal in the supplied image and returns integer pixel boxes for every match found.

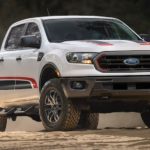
[0,77,38,88]
[140,42,150,45]
[85,41,113,46]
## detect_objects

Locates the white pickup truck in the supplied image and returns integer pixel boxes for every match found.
[0,16,150,131]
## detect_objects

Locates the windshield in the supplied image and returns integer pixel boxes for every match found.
[43,18,141,42]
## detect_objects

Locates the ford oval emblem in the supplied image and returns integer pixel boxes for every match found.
[123,58,140,66]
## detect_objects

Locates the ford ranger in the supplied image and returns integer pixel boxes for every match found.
[0,16,150,131]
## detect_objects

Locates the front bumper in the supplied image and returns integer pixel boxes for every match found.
[61,76,150,101]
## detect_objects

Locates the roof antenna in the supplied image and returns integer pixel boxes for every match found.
[47,8,50,16]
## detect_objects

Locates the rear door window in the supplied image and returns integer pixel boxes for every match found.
[5,24,25,50]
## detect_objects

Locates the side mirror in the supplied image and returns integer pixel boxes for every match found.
[140,34,150,42]
[20,35,41,49]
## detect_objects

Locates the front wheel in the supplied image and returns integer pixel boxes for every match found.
[39,79,80,131]
[0,116,7,132]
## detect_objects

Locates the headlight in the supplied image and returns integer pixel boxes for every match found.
[66,52,98,64]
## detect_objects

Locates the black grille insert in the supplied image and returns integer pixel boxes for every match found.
[95,54,150,72]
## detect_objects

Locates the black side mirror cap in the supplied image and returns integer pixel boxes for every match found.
[139,34,150,42]
[20,35,41,49]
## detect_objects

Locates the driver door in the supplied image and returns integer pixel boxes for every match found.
[13,22,41,106]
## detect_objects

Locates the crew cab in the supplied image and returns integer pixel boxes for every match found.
[0,16,150,131]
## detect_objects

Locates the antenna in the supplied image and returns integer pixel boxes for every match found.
[47,8,50,16]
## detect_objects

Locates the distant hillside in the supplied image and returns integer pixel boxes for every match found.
[0,0,149,44]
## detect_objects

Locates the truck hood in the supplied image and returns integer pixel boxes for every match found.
[57,40,150,52]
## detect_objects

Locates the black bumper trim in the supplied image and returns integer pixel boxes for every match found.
[60,76,150,101]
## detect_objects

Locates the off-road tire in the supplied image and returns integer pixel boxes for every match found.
[0,116,7,132]
[141,111,150,128]
[39,79,80,131]
[78,112,99,129]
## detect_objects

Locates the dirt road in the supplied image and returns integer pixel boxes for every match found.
[0,113,148,150]
[1,129,150,150]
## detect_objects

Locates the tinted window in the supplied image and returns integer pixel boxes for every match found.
[25,23,40,36]
[5,24,25,50]
[24,23,41,47]
[43,19,141,42]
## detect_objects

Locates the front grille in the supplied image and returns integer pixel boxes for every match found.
[94,52,150,72]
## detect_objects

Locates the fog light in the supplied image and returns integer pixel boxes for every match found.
[71,81,86,89]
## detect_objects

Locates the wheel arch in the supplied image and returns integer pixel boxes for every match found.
[39,63,61,91]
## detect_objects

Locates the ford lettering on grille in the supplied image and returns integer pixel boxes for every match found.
[123,58,140,66]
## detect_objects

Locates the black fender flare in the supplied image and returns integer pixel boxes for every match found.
[39,63,61,91]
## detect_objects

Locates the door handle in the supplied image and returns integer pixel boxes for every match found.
[16,57,22,61]
[0,58,4,62]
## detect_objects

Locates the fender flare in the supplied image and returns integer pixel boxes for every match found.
[39,63,61,91]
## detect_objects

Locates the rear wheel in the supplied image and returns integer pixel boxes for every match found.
[0,116,7,132]
[141,111,150,128]
[39,79,80,131]
[78,112,99,129]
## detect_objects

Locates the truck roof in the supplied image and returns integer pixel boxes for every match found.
[39,15,117,20]
[11,16,119,27]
